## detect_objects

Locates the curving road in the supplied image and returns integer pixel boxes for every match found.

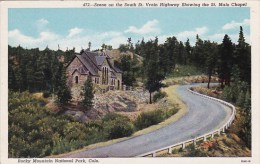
[61,84,232,158]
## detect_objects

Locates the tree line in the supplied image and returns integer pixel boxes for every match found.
[8,46,75,93]
[130,26,250,103]
[8,26,250,105]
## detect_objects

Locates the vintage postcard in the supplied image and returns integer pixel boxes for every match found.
[0,0,260,164]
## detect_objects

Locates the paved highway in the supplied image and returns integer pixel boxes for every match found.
[61,84,232,157]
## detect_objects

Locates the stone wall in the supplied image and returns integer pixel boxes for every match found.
[66,57,89,87]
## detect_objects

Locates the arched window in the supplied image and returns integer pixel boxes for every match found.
[102,67,105,84]
[75,76,78,84]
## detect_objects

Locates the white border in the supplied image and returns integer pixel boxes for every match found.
[1,1,260,164]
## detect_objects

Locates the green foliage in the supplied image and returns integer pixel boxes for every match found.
[218,34,235,87]
[9,91,180,157]
[135,109,163,130]
[193,35,206,68]
[168,65,203,78]
[8,46,73,92]
[135,107,178,130]
[103,113,134,139]
[118,44,129,52]
[234,26,251,84]
[236,91,245,107]
[158,36,179,76]
[185,145,207,157]
[142,38,165,103]
[116,55,137,86]
[220,74,251,148]
[9,91,64,157]
[221,71,248,105]
[56,63,71,105]
[221,86,234,102]
[52,139,87,155]
[8,91,102,157]
[153,91,167,102]
[101,43,112,51]
[241,90,251,148]
[81,77,94,110]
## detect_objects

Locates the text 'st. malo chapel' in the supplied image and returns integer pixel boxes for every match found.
[66,50,122,94]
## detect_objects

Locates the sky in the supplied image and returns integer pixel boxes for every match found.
[8,8,250,52]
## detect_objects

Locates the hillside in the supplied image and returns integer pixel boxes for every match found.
[108,49,143,63]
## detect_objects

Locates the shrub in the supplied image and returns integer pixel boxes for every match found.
[185,144,207,157]
[153,91,167,102]
[103,113,134,139]
[163,107,179,118]
[102,112,126,122]
[9,91,180,157]
[135,106,178,130]
[172,148,178,154]
[8,91,94,157]
[52,139,72,155]
[236,90,245,107]
[43,91,51,98]
[135,110,164,130]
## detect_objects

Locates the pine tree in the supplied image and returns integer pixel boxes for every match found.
[218,34,234,88]
[56,63,71,105]
[235,26,251,84]
[177,41,185,65]
[144,38,164,104]
[8,64,17,91]
[82,77,94,111]
[185,39,192,64]
[204,41,218,88]
[159,36,178,75]
[193,35,205,68]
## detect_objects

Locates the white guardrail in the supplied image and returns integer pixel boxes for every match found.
[136,88,236,157]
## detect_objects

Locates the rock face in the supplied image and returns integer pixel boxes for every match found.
[93,90,149,113]
[64,110,88,122]
[65,89,150,122]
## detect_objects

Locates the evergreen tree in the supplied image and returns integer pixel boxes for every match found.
[82,77,94,111]
[117,55,136,86]
[8,64,17,91]
[234,26,251,84]
[185,39,192,64]
[143,38,164,104]
[118,44,128,52]
[204,41,218,88]
[218,34,234,88]
[159,45,170,76]
[159,36,178,75]
[56,63,71,105]
[177,41,185,65]
[193,35,205,68]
